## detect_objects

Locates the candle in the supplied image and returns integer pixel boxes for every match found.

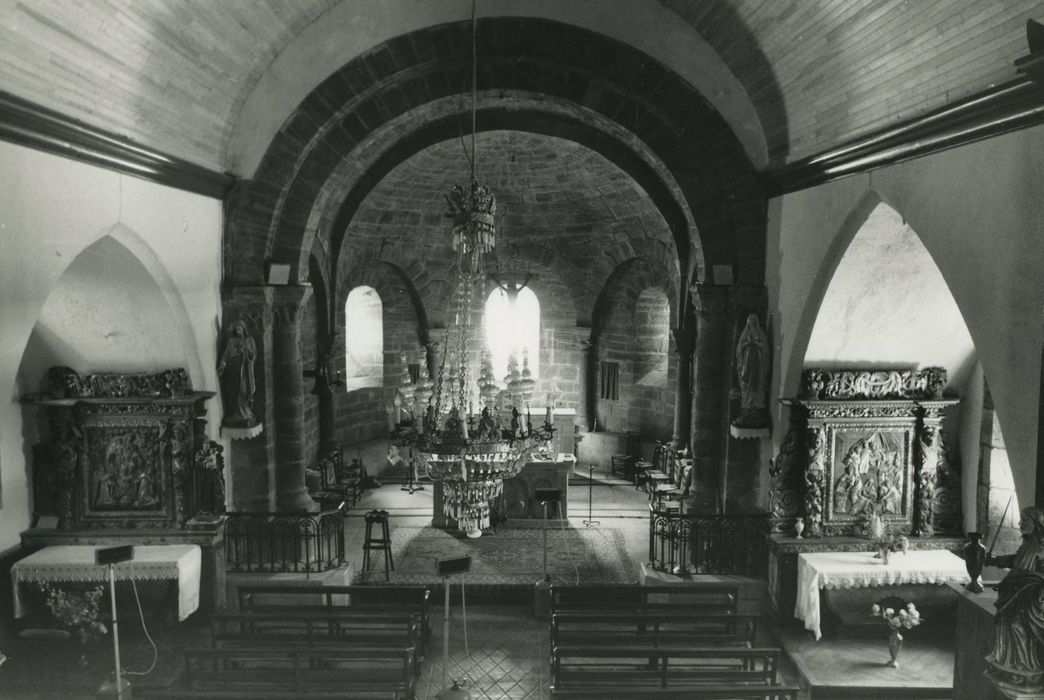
[460,406,469,439]
[385,403,396,433]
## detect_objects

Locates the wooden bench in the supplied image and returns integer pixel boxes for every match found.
[551,685,799,699]
[210,611,422,660]
[236,583,431,653]
[551,611,758,650]
[549,583,740,616]
[147,646,416,700]
[551,645,789,695]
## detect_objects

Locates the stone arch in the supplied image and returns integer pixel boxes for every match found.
[21,224,204,387]
[226,18,762,292]
[588,256,679,437]
[780,191,883,400]
[226,1,767,175]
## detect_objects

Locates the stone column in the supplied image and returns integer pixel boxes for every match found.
[222,285,275,512]
[689,284,729,506]
[671,324,695,450]
[272,286,319,512]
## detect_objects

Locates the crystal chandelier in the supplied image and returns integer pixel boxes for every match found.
[389,2,553,538]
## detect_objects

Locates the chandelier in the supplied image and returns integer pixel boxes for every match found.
[389,2,553,538]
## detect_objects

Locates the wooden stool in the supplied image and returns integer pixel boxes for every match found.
[362,509,394,580]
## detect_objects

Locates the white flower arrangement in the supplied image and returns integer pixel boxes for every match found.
[871,601,922,630]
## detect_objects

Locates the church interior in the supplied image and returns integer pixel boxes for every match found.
[1,1,1044,699]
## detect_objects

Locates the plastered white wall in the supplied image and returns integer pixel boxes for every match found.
[767,124,1044,512]
[0,141,223,555]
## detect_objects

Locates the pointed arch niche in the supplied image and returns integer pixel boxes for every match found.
[19,235,187,392]
[804,202,1011,533]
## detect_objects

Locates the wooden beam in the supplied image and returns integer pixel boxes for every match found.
[0,90,234,200]
[762,76,1044,196]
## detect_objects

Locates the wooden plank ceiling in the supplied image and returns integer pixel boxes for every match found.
[0,0,1039,173]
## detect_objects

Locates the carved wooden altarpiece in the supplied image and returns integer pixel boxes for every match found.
[771,368,961,538]
[29,367,217,530]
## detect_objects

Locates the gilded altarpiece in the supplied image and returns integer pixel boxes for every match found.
[30,367,216,530]
[770,368,961,538]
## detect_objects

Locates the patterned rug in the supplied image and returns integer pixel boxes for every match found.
[355,525,638,586]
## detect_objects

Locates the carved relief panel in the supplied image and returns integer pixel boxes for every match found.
[807,401,918,536]
[30,368,215,530]
[774,368,962,538]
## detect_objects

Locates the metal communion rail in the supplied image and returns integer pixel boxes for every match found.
[648,507,770,577]
[225,509,346,573]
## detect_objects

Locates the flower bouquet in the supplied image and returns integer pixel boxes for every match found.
[41,583,108,643]
[871,599,922,668]
[866,512,909,563]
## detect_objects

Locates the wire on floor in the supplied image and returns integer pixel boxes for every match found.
[121,579,157,676]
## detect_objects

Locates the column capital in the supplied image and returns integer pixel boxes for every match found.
[272,285,313,327]
[689,284,728,322]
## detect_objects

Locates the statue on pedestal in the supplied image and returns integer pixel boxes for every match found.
[217,319,261,438]
[986,506,1044,694]
[731,313,770,438]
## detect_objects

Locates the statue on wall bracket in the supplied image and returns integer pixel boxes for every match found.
[217,318,262,439]
[731,313,770,439]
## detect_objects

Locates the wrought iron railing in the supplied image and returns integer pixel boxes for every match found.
[649,507,770,577]
[225,509,346,574]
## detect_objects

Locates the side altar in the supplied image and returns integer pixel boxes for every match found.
[20,367,227,615]
[766,368,964,622]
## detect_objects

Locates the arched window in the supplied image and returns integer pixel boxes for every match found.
[485,286,540,382]
[344,285,383,391]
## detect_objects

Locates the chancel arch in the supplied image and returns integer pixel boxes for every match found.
[226,18,760,292]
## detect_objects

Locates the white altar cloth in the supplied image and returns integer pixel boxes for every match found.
[12,544,201,621]
[794,549,968,640]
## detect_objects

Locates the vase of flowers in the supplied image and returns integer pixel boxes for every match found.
[871,599,922,668]
[41,584,108,646]
[866,512,908,564]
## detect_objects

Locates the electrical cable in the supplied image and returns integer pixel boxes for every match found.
[121,579,157,676]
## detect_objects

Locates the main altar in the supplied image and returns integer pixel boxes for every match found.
[766,368,965,627]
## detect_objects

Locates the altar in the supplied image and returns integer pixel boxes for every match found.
[795,549,968,640]
[432,453,575,528]
[12,544,202,621]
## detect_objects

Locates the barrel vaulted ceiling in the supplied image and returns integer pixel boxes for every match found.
[2,0,1040,177]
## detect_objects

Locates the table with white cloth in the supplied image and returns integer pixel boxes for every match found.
[11,544,202,621]
[794,549,968,640]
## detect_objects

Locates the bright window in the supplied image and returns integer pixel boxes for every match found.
[485,286,540,383]
[344,285,383,391]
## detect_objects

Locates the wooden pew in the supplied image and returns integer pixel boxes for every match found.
[236,583,431,653]
[209,610,422,659]
[549,583,740,616]
[551,645,794,698]
[551,611,758,650]
[142,646,416,700]
[551,686,799,699]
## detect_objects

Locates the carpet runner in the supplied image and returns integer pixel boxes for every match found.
[355,525,638,587]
